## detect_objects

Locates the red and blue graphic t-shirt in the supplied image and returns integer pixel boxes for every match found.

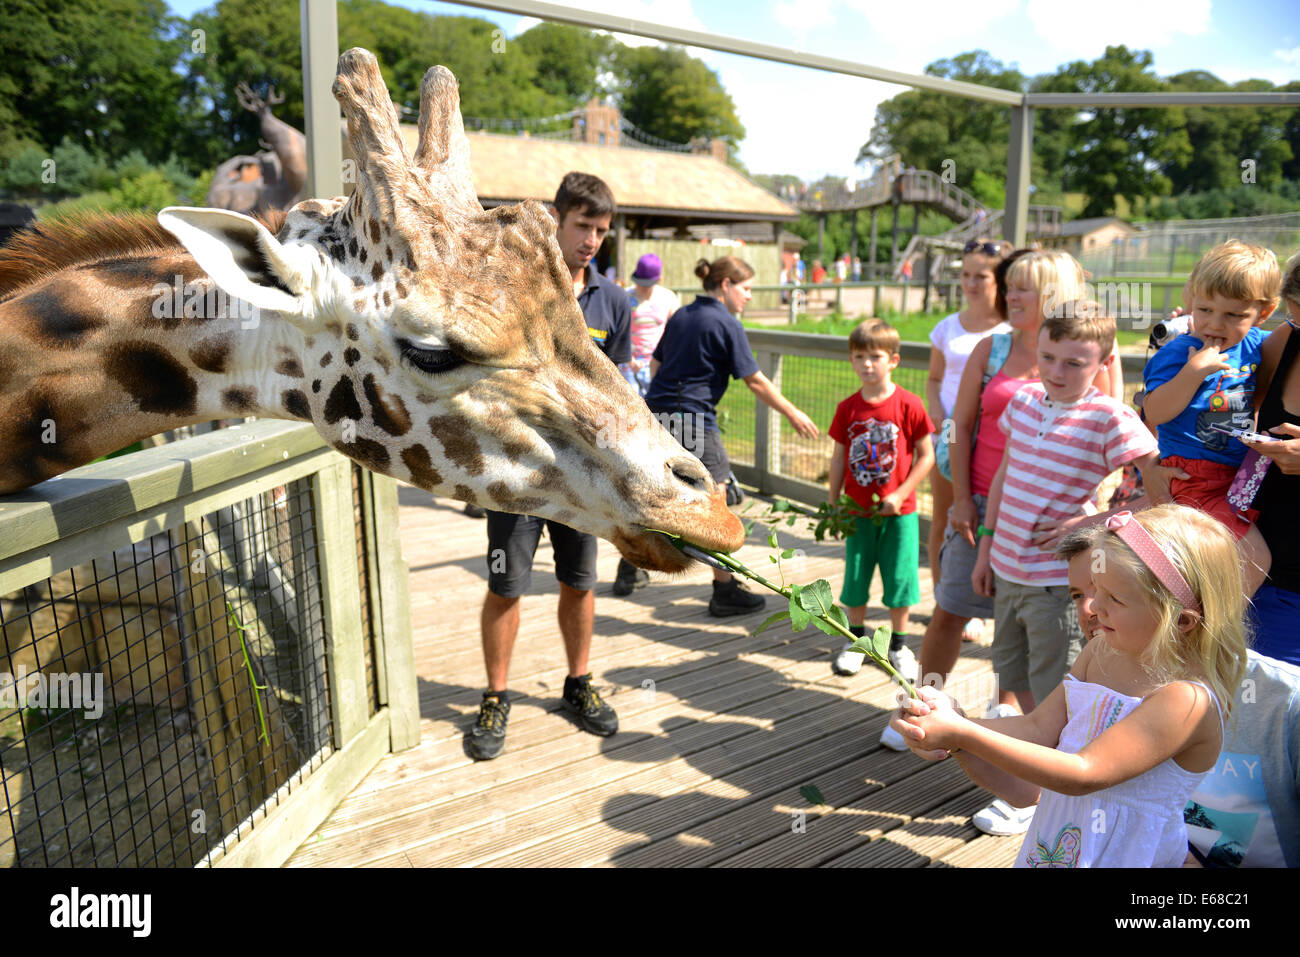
[829,386,934,515]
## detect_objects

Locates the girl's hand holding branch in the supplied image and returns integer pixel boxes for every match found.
[892,686,967,761]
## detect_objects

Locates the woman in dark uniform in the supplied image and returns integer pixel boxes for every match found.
[645,255,819,617]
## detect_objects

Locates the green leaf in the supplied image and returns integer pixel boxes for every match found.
[769,554,778,563]
[786,515,797,526]
[743,520,755,536]
[771,499,792,513]
[787,587,813,632]
[799,784,826,806]
[796,579,836,618]
[780,548,796,559]
[753,609,791,636]
[767,529,779,548]
[828,605,850,630]
[869,624,892,661]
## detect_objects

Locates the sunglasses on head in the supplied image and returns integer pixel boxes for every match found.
[963,240,1005,256]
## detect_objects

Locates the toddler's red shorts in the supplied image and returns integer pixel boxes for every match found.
[1160,454,1257,540]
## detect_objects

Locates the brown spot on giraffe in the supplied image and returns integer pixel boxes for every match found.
[382,290,391,308]
[485,481,545,514]
[370,261,383,282]
[429,414,484,475]
[223,387,257,412]
[335,436,389,472]
[400,444,442,487]
[311,379,321,393]
[275,356,305,378]
[368,219,380,243]
[346,324,359,342]
[319,351,333,367]
[1,390,89,488]
[453,483,477,505]
[325,321,342,337]
[344,347,360,366]
[103,342,197,415]
[363,373,410,436]
[394,281,407,299]
[189,336,232,373]
[281,389,311,419]
[324,376,362,424]
[16,287,107,347]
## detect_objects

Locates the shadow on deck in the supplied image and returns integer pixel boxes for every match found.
[286,486,1021,868]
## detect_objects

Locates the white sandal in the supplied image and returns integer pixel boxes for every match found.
[972,798,1035,836]
[961,618,984,642]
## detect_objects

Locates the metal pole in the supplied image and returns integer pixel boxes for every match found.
[1004,103,1032,249]
[869,207,879,277]
[300,0,342,199]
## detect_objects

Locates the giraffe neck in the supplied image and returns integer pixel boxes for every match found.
[0,247,314,493]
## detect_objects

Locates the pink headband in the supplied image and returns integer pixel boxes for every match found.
[1105,511,1201,615]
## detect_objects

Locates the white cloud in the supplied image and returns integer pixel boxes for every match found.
[1024,0,1211,55]
[1275,46,1300,66]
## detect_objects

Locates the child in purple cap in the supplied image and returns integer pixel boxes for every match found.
[623,253,680,397]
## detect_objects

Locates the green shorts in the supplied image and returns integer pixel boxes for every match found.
[839,512,920,610]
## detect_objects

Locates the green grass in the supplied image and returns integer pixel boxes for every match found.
[746,308,1152,348]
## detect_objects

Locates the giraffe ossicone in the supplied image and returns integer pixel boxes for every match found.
[0,48,743,572]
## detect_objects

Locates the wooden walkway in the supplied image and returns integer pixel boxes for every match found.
[286,486,1023,868]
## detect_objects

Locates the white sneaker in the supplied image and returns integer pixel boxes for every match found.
[985,702,1020,720]
[879,722,909,751]
[961,618,984,642]
[832,643,865,676]
[972,798,1036,836]
[888,644,919,684]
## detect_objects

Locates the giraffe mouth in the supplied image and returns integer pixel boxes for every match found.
[611,491,746,573]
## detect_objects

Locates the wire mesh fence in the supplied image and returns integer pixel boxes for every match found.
[0,473,342,867]
[717,346,935,520]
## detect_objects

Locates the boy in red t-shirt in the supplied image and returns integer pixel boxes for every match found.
[828,319,935,681]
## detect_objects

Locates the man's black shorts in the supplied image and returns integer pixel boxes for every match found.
[485,510,599,598]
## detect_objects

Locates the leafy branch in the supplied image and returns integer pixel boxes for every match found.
[652,530,917,700]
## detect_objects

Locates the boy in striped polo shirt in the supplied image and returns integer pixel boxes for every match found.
[971,304,1160,712]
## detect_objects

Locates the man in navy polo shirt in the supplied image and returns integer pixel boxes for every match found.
[469,172,631,761]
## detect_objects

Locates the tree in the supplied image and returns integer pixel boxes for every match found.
[1031,46,1190,218]
[515,22,616,106]
[857,51,1025,199]
[613,45,745,151]
[0,0,191,163]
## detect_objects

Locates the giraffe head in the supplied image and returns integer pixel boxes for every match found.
[157,49,742,571]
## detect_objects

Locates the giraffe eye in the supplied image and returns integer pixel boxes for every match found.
[397,338,464,375]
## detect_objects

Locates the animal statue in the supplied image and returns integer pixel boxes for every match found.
[205,82,308,215]
[0,48,743,573]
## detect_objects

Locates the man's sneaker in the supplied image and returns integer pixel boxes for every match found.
[708,578,766,617]
[888,644,919,684]
[880,722,910,751]
[832,643,865,676]
[612,558,649,596]
[468,691,510,760]
[562,674,618,736]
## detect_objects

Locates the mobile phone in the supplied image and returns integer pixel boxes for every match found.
[1209,423,1278,443]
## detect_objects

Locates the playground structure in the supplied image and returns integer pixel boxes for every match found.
[792,155,1063,281]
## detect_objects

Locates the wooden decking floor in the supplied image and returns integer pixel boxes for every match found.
[286,485,1022,868]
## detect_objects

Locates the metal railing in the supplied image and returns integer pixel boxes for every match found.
[0,421,417,868]
[718,329,1147,513]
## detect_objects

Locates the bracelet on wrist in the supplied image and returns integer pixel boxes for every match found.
[976,524,995,538]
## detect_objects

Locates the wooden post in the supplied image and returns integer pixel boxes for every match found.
[923,248,934,313]
[890,202,900,273]
[869,207,879,277]
[312,460,368,747]
[368,475,419,751]
[614,212,627,282]
[751,350,783,494]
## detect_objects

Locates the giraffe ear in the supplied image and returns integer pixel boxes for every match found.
[158,207,315,319]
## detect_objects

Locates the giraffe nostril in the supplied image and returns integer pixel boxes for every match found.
[669,457,709,491]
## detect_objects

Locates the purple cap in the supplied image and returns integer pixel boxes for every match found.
[632,253,663,286]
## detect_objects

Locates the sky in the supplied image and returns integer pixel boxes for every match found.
[166,0,1300,183]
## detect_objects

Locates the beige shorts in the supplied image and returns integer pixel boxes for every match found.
[991,574,1084,703]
